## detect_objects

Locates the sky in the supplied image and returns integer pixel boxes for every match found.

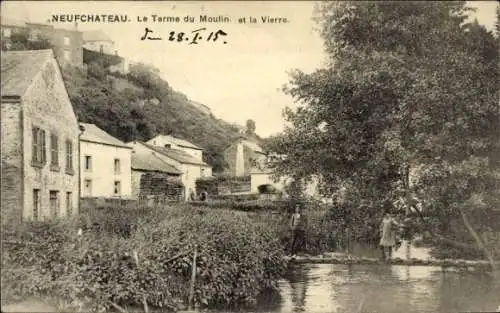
[1,1,498,137]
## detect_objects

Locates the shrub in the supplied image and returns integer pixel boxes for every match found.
[1,205,288,311]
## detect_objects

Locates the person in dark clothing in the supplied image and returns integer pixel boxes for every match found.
[290,203,307,257]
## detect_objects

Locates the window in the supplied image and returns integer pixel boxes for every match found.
[3,28,11,37]
[84,155,92,171]
[65,140,73,173]
[33,189,40,221]
[63,49,70,61]
[64,36,70,46]
[114,158,120,174]
[84,179,92,197]
[49,190,59,218]
[32,127,46,166]
[66,192,73,216]
[50,133,59,168]
[114,181,121,196]
[164,144,171,148]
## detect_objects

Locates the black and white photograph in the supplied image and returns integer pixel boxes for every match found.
[1,1,499,312]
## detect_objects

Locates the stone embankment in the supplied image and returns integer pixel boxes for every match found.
[285,252,498,271]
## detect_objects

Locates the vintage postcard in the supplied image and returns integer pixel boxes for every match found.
[1,1,499,312]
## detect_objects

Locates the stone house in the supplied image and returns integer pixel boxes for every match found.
[79,123,132,199]
[129,141,212,200]
[1,18,84,67]
[82,29,129,74]
[130,148,183,200]
[1,50,80,225]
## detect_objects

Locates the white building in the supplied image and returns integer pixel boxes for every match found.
[129,141,212,200]
[147,134,204,162]
[79,123,132,199]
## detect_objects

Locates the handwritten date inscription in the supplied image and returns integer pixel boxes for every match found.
[140,27,227,44]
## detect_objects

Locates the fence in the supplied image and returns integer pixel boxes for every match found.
[80,197,138,211]
[137,194,183,207]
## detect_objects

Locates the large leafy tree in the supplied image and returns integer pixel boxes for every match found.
[268,2,500,266]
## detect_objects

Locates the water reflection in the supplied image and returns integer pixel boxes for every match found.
[216,264,499,313]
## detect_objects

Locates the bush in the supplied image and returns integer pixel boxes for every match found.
[1,205,288,311]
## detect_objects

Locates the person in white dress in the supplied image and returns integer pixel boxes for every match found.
[379,212,400,261]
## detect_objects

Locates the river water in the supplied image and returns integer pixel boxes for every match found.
[217,263,500,313]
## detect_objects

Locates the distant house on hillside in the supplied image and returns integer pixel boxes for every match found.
[1,50,80,225]
[82,29,128,74]
[130,147,183,201]
[129,141,212,200]
[79,123,132,199]
[1,18,84,67]
[147,134,205,163]
[224,134,282,193]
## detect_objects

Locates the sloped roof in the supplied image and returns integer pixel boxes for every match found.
[80,123,130,149]
[82,30,113,42]
[131,152,182,175]
[1,50,53,98]
[150,135,203,150]
[142,142,209,166]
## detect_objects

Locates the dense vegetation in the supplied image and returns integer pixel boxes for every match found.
[266,2,500,266]
[1,205,288,312]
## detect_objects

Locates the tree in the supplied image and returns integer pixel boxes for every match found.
[268,1,500,268]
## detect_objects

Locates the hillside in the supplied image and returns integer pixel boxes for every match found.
[61,61,244,172]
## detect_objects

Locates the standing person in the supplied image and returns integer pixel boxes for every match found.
[189,189,196,201]
[290,203,307,257]
[379,211,400,262]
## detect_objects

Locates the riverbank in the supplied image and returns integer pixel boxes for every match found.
[286,253,498,271]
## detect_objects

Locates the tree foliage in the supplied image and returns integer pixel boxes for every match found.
[268,1,500,259]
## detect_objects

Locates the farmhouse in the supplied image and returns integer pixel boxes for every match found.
[79,123,132,199]
[1,50,80,225]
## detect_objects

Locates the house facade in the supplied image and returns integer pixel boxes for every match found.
[130,141,212,199]
[147,134,205,162]
[1,18,84,67]
[79,123,132,199]
[224,136,267,177]
[1,50,80,225]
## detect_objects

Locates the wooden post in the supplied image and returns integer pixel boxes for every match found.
[133,250,149,313]
[188,245,198,311]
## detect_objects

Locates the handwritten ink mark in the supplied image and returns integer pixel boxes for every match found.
[140,27,162,41]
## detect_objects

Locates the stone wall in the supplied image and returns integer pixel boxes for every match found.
[138,172,184,201]
[0,103,23,226]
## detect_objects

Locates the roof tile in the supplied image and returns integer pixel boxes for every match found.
[80,123,130,148]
